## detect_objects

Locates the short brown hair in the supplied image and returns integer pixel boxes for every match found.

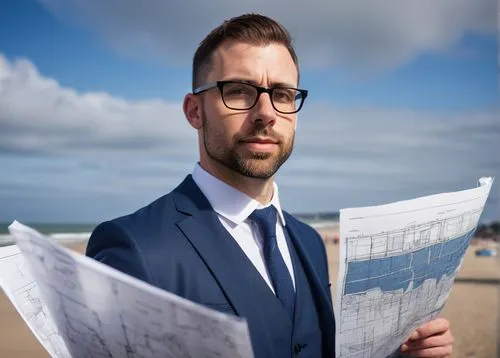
[192,13,299,90]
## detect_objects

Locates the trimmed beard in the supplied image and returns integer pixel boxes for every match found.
[201,108,294,179]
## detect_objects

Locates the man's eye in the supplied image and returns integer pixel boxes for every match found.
[274,90,294,102]
[225,85,253,96]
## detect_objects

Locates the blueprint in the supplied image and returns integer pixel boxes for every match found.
[335,177,494,358]
[1,221,254,358]
[0,244,70,357]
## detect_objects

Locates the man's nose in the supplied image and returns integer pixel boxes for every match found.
[252,92,276,126]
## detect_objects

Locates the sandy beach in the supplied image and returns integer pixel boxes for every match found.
[1,236,498,357]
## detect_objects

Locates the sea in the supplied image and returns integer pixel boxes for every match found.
[0,215,340,247]
[0,222,97,246]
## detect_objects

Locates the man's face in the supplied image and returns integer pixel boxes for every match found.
[199,41,299,179]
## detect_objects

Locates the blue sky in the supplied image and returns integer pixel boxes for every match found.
[0,0,498,224]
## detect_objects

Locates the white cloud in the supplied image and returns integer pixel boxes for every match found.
[288,104,499,182]
[38,0,496,71]
[0,54,498,222]
[0,54,196,158]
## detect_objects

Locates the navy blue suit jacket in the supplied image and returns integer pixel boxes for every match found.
[86,175,336,357]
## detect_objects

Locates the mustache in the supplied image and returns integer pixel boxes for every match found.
[237,126,283,144]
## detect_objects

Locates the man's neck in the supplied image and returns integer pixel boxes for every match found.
[198,161,275,205]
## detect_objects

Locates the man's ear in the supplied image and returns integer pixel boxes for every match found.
[183,93,203,129]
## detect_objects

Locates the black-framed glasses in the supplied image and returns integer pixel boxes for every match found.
[193,80,308,114]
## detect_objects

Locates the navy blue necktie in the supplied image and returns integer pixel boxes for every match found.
[250,206,295,319]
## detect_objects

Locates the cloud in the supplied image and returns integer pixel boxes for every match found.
[38,0,496,71]
[286,104,499,187]
[0,54,196,158]
[0,54,498,222]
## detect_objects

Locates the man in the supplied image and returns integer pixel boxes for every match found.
[86,13,453,358]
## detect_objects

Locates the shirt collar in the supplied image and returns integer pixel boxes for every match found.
[192,163,286,227]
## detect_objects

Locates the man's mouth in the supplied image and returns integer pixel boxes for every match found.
[240,137,279,152]
[241,137,279,144]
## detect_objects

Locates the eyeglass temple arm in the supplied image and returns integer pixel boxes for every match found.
[193,82,218,94]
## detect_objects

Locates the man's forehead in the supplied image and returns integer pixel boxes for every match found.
[208,41,298,84]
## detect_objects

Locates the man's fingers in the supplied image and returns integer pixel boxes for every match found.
[401,330,454,351]
[409,318,450,340]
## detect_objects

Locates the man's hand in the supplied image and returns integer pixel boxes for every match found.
[400,318,453,357]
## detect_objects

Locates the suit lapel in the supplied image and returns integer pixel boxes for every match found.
[285,217,334,315]
[284,215,336,356]
[175,214,255,315]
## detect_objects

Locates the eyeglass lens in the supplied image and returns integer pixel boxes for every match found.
[221,82,302,113]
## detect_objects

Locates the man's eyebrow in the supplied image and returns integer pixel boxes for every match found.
[269,81,297,88]
[222,78,297,88]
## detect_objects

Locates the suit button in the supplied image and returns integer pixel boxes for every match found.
[293,343,305,355]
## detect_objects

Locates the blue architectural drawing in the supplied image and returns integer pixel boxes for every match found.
[344,228,475,294]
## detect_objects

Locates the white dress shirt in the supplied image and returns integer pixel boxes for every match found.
[192,163,296,293]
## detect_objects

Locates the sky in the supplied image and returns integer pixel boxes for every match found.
[0,0,499,224]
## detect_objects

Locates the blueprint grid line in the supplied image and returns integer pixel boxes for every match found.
[0,245,71,357]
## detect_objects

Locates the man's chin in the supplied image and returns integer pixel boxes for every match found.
[240,170,275,180]
[236,158,279,179]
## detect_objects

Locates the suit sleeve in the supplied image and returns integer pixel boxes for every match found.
[85,221,153,284]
